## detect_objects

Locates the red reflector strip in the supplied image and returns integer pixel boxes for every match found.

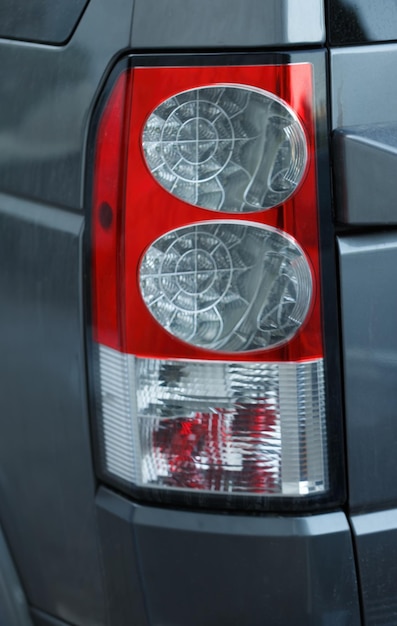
[92,69,133,349]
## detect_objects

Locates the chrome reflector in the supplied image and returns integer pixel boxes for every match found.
[142,85,307,212]
[139,222,313,352]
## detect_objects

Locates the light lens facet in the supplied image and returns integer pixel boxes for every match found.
[139,222,313,352]
[142,85,308,212]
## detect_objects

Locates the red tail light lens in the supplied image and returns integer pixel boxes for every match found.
[89,55,337,510]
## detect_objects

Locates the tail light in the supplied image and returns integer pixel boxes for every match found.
[88,54,343,511]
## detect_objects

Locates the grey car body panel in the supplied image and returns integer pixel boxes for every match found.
[0,4,137,624]
[331,27,397,625]
[0,0,135,211]
[338,233,397,511]
[96,490,151,626]
[0,0,89,44]
[30,610,71,626]
[131,0,325,49]
[0,194,105,625]
[327,0,397,45]
[331,44,397,130]
[333,123,397,224]
[0,524,32,626]
[331,44,397,225]
[97,488,361,626]
[351,509,397,625]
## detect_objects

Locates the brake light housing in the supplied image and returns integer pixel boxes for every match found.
[87,53,344,512]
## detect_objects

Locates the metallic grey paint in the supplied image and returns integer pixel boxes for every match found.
[331,44,397,129]
[0,0,135,210]
[327,0,397,45]
[338,233,397,510]
[334,123,397,224]
[30,610,74,626]
[352,509,397,625]
[0,0,89,44]
[131,0,324,49]
[97,488,361,626]
[0,194,104,625]
[0,524,32,626]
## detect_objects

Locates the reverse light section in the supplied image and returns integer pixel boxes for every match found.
[139,222,313,352]
[96,345,327,496]
[142,85,307,212]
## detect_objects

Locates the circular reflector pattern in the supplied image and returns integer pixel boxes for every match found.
[139,222,312,352]
[142,85,307,212]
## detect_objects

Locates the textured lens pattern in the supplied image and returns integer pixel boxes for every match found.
[142,86,307,212]
[96,346,328,497]
[93,346,137,483]
[139,222,312,352]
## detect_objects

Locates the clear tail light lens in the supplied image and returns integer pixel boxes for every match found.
[97,346,327,496]
[89,57,338,510]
